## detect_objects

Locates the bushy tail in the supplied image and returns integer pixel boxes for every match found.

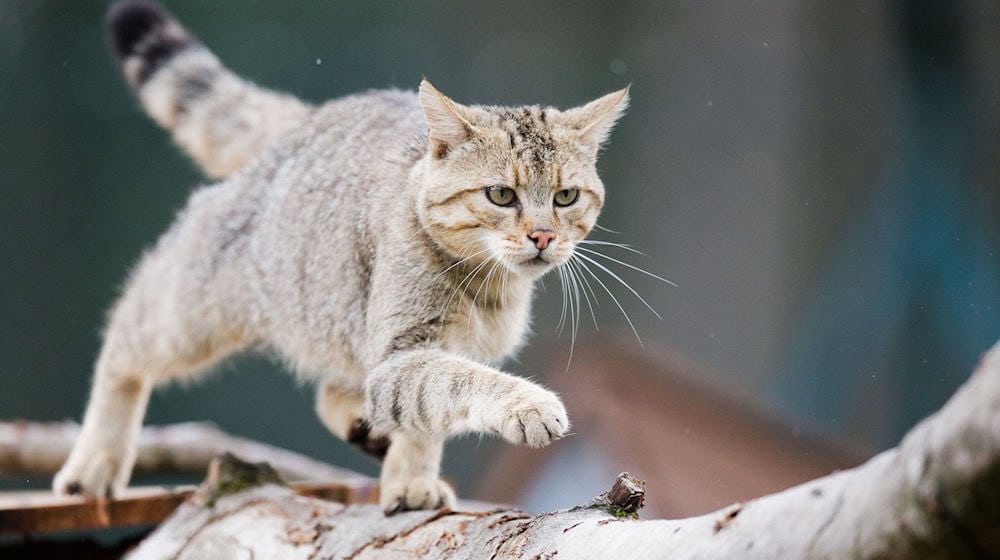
[106,0,310,178]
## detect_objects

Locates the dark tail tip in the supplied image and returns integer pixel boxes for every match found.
[105,0,194,84]
[106,0,171,60]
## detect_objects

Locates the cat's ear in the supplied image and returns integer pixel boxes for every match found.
[419,80,480,158]
[561,87,630,149]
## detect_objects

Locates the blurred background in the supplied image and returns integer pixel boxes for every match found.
[1,0,998,518]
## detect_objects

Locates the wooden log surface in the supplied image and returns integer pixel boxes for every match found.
[126,340,1000,559]
[0,420,370,484]
[0,421,380,535]
[0,479,379,535]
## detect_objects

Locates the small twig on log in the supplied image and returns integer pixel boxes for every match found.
[575,472,646,519]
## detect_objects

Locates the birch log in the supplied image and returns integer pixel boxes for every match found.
[0,421,369,484]
[125,340,1000,558]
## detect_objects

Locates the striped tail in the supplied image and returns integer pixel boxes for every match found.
[106,0,310,178]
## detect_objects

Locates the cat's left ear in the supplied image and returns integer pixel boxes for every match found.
[419,79,481,158]
[561,86,630,149]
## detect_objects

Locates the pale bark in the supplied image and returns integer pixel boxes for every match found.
[128,340,1000,559]
[0,420,369,484]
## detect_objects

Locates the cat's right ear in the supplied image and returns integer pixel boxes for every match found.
[560,87,630,150]
[419,80,479,159]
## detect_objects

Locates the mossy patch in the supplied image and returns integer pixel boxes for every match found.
[572,498,641,520]
[202,452,287,507]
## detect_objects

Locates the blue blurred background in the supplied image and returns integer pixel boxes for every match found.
[1,1,998,511]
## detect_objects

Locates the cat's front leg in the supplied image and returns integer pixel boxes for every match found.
[364,349,569,448]
[378,432,454,514]
[364,348,566,513]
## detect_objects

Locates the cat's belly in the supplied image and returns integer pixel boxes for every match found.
[272,336,366,390]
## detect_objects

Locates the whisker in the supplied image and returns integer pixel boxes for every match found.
[576,246,678,287]
[565,261,580,339]
[579,239,646,257]
[555,266,569,334]
[571,257,601,313]
[567,259,599,330]
[421,246,492,291]
[403,216,448,244]
[468,258,503,334]
[501,257,510,310]
[573,255,643,345]
[467,259,504,336]
[565,260,582,371]
[575,252,663,319]
[442,254,494,321]
[594,223,620,234]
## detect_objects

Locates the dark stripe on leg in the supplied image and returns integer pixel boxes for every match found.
[416,379,430,430]
[390,377,403,427]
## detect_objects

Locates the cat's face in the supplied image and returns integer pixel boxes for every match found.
[417,81,628,280]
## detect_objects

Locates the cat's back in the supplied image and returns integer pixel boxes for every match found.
[313,88,426,159]
[246,88,428,379]
[255,88,427,222]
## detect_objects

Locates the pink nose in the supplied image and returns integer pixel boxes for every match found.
[529,229,556,250]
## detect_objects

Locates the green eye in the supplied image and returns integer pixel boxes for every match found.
[554,188,580,207]
[485,186,517,207]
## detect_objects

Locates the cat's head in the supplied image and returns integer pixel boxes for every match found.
[416,80,628,279]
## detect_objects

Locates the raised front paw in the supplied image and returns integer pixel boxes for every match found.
[380,475,456,515]
[52,447,130,498]
[498,386,569,448]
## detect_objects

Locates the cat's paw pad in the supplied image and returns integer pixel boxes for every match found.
[52,448,126,499]
[500,389,569,447]
[380,475,455,515]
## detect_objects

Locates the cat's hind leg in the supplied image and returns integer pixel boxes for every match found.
[53,245,252,498]
[315,382,389,460]
[52,332,152,499]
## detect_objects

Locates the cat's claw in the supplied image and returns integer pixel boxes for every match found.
[52,447,126,499]
[380,475,455,515]
[500,389,569,447]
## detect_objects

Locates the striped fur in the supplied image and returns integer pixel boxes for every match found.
[55,0,628,514]
[106,0,309,178]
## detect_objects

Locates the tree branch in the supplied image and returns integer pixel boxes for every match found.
[0,420,369,484]
[127,339,1000,559]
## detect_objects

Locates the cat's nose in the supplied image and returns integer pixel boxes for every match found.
[528,229,556,250]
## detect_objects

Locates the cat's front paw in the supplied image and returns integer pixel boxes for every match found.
[380,475,456,515]
[52,447,129,499]
[499,386,569,448]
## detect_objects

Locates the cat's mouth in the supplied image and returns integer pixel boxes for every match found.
[519,254,551,268]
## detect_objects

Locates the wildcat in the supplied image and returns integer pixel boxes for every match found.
[54,0,628,514]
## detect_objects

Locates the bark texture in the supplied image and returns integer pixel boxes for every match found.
[0,420,370,484]
[119,341,1000,558]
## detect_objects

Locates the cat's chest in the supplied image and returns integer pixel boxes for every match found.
[442,297,532,363]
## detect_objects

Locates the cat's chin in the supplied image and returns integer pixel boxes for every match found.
[514,255,556,276]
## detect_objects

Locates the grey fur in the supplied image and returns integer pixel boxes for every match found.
[55,0,628,513]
